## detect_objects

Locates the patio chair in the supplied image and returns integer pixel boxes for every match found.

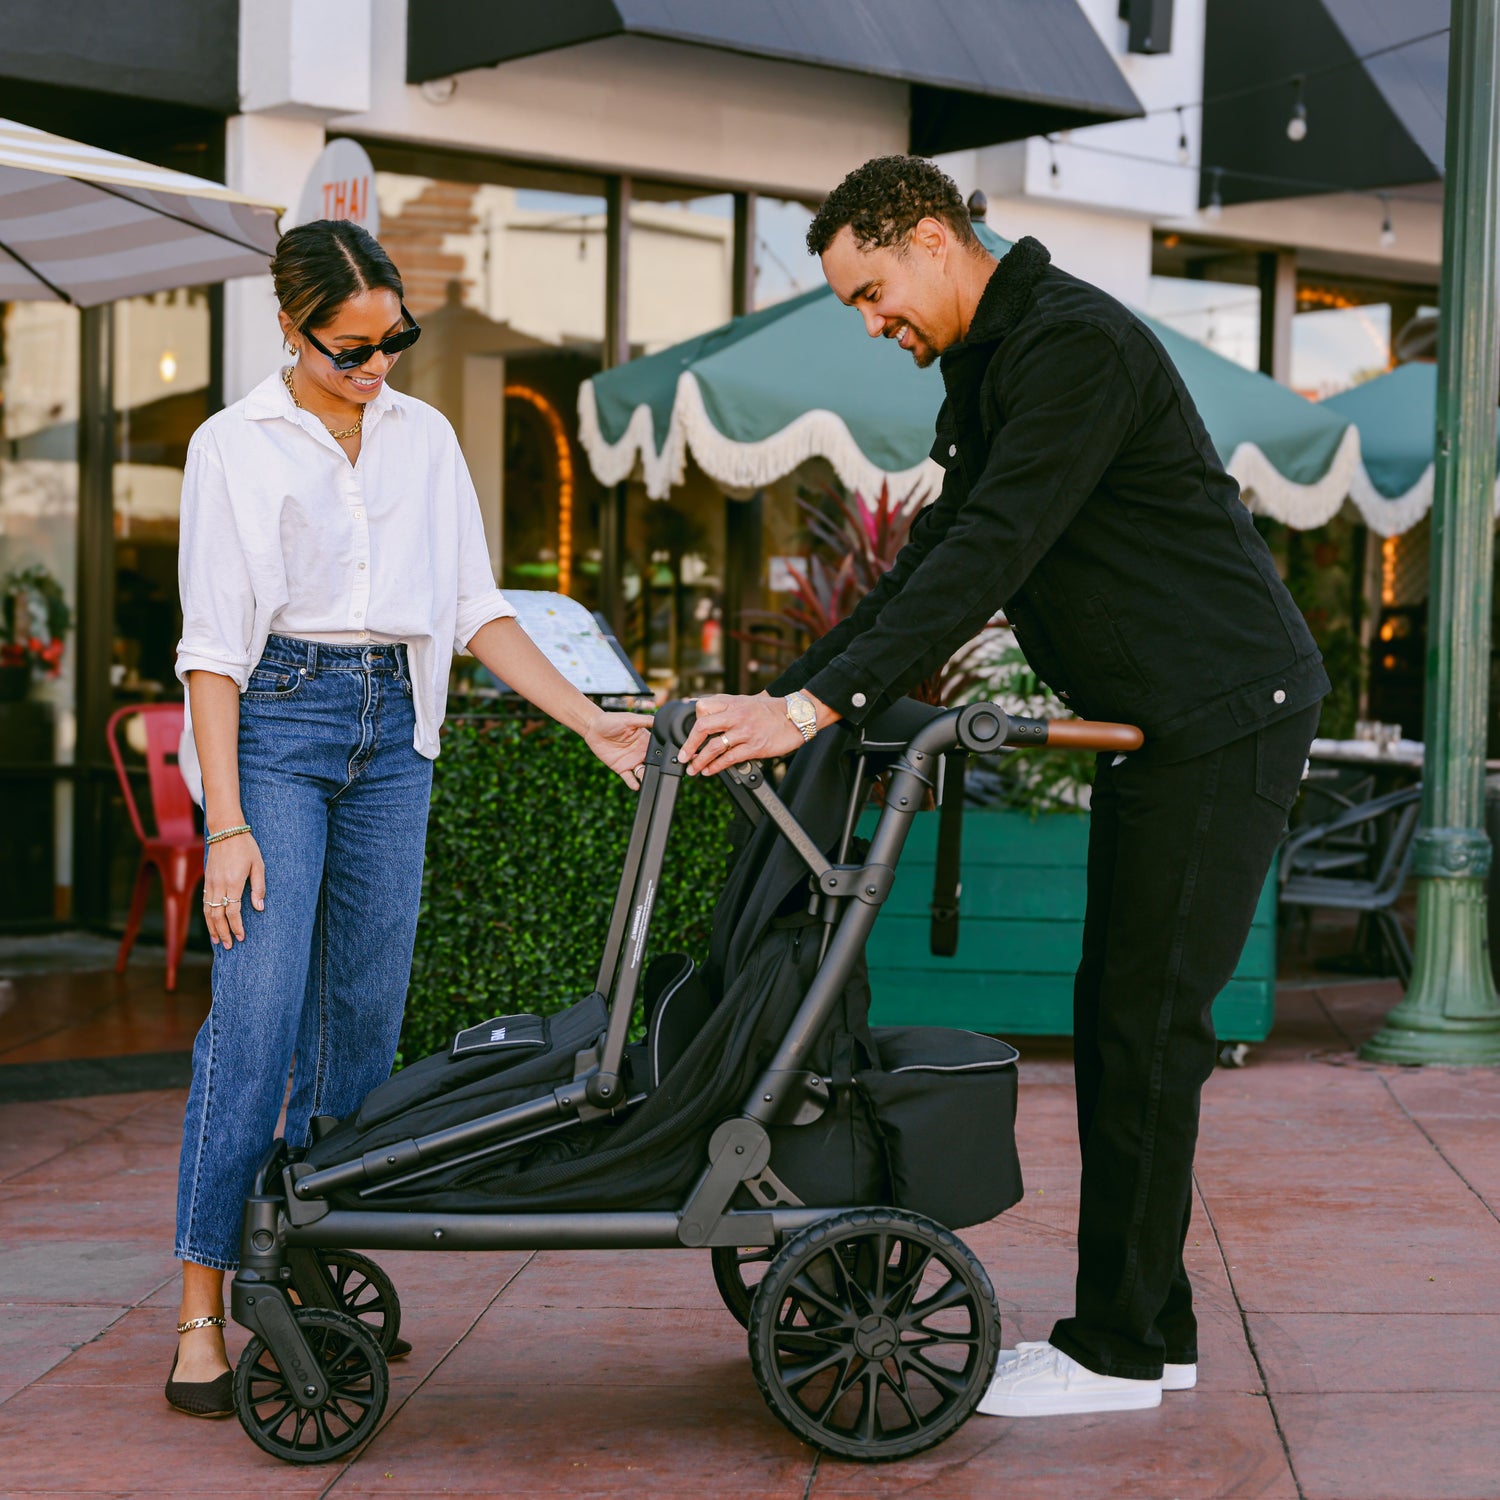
[107,702,201,991]
[1278,784,1422,984]
[1289,769,1380,878]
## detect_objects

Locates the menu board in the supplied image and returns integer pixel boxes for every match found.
[501,591,647,696]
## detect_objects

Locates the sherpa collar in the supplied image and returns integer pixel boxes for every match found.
[963,235,1051,345]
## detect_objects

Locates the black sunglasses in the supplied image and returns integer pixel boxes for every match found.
[303,304,422,371]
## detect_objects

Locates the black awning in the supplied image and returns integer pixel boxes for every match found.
[407,0,1143,155]
[1201,0,1446,208]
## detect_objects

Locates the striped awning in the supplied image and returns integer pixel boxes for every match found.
[0,118,283,306]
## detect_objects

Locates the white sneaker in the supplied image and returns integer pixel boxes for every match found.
[978,1342,1162,1417]
[997,1341,1197,1391]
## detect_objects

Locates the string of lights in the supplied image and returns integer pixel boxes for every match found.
[1143,25,1450,123]
[1044,136,1436,206]
[1036,23,1451,247]
[1042,136,1433,245]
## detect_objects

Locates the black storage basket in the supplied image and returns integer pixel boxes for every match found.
[858,1026,1023,1230]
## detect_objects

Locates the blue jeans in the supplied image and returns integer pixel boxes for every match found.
[175,636,433,1270]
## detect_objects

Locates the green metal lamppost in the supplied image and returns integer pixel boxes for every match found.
[1363,0,1500,1065]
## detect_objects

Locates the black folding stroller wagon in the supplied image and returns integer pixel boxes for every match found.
[229,697,1140,1465]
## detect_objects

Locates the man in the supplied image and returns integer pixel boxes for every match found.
[678,155,1326,1418]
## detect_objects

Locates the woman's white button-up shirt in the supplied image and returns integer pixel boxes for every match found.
[174,368,516,802]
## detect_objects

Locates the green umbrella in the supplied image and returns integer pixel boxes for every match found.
[1322,361,1500,536]
[578,227,1359,521]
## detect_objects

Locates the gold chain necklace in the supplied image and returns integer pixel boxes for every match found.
[282,365,363,440]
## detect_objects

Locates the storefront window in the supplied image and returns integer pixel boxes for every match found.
[1144,275,1261,370]
[0,300,80,924]
[1146,237,1263,371]
[755,197,820,310]
[620,468,727,699]
[1290,283,1394,399]
[113,287,212,700]
[615,188,739,693]
[628,188,734,354]
[376,170,609,610]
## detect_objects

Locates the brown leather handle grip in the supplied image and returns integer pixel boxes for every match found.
[1041,719,1144,752]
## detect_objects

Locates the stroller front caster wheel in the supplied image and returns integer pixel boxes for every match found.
[747,1207,1000,1462]
[234,1306,389,1464]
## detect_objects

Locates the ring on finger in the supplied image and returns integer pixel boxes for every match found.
[203,898,229,908]
[719,735,732,749]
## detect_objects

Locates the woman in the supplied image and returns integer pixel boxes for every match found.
[167,220,650,1416]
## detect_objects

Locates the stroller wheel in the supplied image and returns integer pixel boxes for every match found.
[234,1306,388,1464]
[713,1240,868,1329]
[291,1249,403,1354]
[748,1207,1000,1462]
[710,1245,775,1327]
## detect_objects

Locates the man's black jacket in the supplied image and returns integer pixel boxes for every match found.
[772,237,1329,761]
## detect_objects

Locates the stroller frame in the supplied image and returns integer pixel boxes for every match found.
[230,698,1141,1463]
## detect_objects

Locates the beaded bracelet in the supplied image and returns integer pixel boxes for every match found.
[206,823,252,846]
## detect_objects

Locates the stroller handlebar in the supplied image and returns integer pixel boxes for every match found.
[648,699,1144,757]
[1026,718,1144,752]
[652,700,699,748]
[947,703,1143,755]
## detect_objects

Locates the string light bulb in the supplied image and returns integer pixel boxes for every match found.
[1176,106,1190,164]
[1379,194,1396,249]
[1286,77,1309,142]
[1205,167,1224,222]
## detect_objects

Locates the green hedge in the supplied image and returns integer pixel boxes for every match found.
[399,714,735,1063]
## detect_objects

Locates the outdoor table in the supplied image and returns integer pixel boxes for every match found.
[1309,737,1500,782]
[1309,736,1427,771]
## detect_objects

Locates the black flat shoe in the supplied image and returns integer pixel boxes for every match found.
[166,1317,234,1418]
[388,1336,412,1360]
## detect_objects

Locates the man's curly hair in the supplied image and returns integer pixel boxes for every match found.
[806,155,978,257]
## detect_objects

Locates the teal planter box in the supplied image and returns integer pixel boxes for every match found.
[863,809,1278,1041]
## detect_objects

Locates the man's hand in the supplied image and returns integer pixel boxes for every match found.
[679,693,810,776]
[584,710,655,789]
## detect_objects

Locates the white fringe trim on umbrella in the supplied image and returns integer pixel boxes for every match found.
[579,372,943,504]
[1341,459,1500,537]
[1229,425,1362,531]
[582,374,1496,538]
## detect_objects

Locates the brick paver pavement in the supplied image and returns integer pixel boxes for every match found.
[1,975,1497,1499]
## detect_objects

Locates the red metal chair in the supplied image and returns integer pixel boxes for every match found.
[107,702,202,991]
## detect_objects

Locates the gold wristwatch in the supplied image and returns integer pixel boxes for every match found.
[784,690,818,742]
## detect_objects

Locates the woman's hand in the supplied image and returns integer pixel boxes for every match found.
[584,711,656,789]
[202,832,266,950]
[464,620,653,788]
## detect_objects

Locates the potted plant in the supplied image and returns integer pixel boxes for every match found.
[1,564,71,703]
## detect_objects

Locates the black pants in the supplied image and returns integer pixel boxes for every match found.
[1048,704,1320,1380]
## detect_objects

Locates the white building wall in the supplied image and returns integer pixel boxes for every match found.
[336,0,908,201]
[222,114,327,404]
[223,1,388,401]
[1192,193,1443,275]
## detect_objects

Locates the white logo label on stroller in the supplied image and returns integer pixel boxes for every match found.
[490,1027,507,1042]
[629,879,657,967]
